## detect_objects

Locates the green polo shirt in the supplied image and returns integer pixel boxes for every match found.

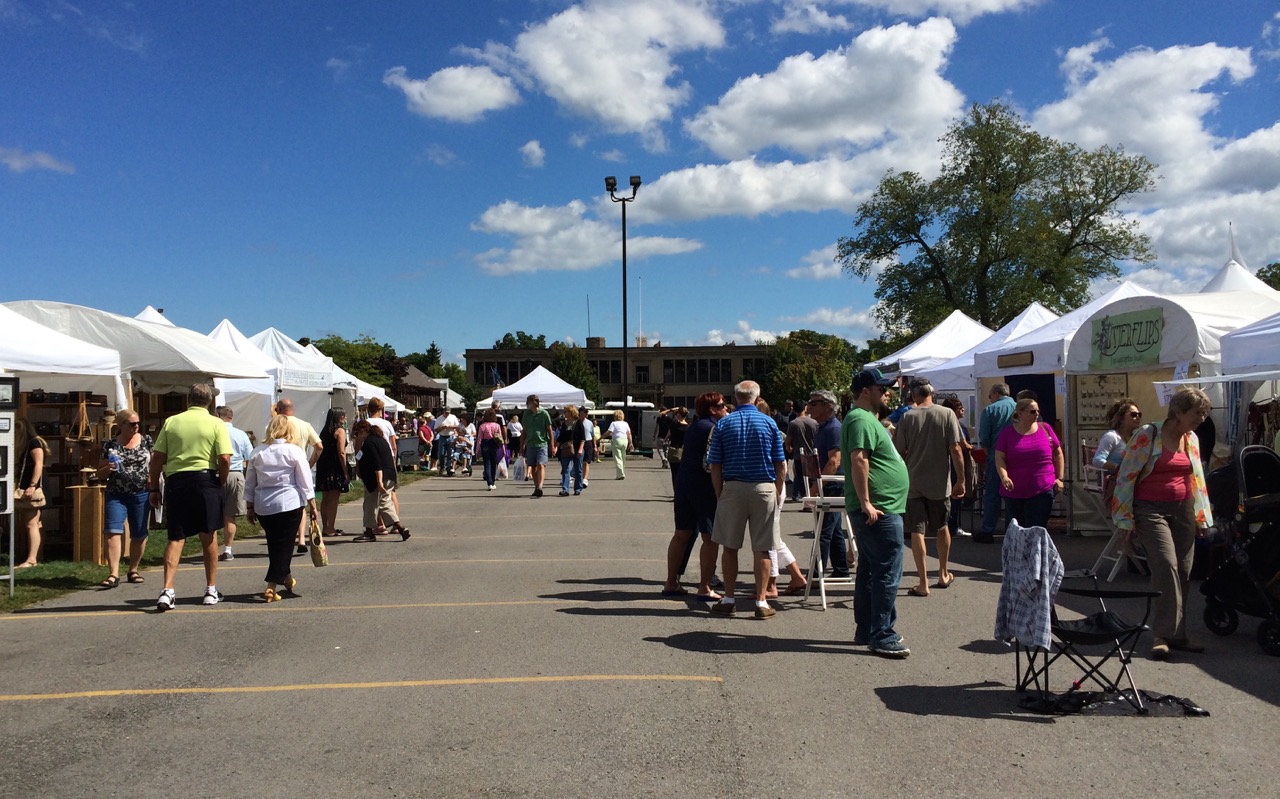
[841,406,908,516]
[525,408,553,447]
[154,406,233,475]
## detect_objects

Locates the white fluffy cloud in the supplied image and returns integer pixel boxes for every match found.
[686,18,963,159]
[520,140,546,168]
[706,320,783,345]
[0,146,75,174]
[833,0,1044,25]
[770,2,855,35]
[471,199,702,275]
[780,305,880,343]
[784,244,843,279]
[383,64,520,123]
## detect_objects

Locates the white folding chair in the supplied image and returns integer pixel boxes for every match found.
[1081,439,1146,582]
[801,466,856,610]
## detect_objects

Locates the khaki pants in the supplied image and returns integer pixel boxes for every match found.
[1133,498,1196,640]
[362,487,399,530]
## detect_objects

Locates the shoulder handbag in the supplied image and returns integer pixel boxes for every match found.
[14,444,48,509]
[309,516,329,567]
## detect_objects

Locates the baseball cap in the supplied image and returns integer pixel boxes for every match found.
[809,389,838,406]
[851,368,896,393]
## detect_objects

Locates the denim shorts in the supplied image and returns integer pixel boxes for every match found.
[105,491,151,540]
[524,444,549,466]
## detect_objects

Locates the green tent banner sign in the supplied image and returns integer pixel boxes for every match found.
[1090,307,1164,370]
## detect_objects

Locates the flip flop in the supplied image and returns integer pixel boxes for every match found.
[934,574,955,589]
[907,586,930,598]
[782,583,808,596]
[661,587,689,597]
[694,593,722,602]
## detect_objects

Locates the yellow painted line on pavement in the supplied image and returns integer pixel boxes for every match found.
[0,674,724,702]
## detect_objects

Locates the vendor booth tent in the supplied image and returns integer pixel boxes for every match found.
[207,320,281,435]
[0,305,129,408]
[301,343,403,414]
[1200,259,1278,295]
[134,305,176,326]
[4,300,270,395]
[248,327,346,432]
[485,366,588,409]
[1222,311,1280,376]
[869,310,994,377]
[924,302,1060,392]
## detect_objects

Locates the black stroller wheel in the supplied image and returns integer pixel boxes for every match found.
[1203,602,1238,636]
[1257,619,1280,657]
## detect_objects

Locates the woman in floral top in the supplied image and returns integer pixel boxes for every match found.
[95,409,153,588]
[1111,387,1214,660]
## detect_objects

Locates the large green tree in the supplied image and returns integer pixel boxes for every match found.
[837,101,1157,336]
[1258,262,1280,291]
[493,331,547,350]
[547,342,602,406]
[312,334,406,390]
[404,341,444,375]
[436,362,483,410]
[762,330,859,407]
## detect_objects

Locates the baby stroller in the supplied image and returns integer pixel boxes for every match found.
[1200,445,1280,655]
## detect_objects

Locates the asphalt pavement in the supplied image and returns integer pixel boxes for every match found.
[1,458,1277,798]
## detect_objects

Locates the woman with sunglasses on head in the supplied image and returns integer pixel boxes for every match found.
[95,409,152,587]
[1093,398,1143,474]
[994,397,1064,529]
[1112,387,1214,660]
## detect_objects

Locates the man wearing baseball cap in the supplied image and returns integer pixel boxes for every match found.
[842,368,911,657]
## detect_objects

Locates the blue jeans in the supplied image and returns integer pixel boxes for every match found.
[1005,490,1054,529]
[559,452,583,493]
[981,458,1003,535]
[819,485,850,576]
[851,511,904,647]
[105,491,150,540]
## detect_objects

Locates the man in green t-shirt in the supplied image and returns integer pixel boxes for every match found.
[147,383,233,611]
[841,368,911,658]
[522,394,555,498]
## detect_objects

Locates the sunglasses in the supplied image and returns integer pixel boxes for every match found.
[124,420,140,426]
[1128,411,1142,418]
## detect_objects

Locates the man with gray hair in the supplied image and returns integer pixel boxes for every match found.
[976,382,1016,543]
[893,380,965,596]
[215,405,253,561]
[706,380,787,619]
[808,389,851,581]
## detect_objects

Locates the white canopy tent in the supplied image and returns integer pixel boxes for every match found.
[1200,259,1278,295]
[207,320,281,435]
[0,305,129,408]
[134,305,176,326]
[302,343,403,415]
[248,328,349,432]
[868,310,994,377]
[1222,311,1280,376]
[483,366,589,409]
[924,303,1060,392]
[4,300,270,396]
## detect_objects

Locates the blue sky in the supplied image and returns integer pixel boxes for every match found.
[4,0,1278,365]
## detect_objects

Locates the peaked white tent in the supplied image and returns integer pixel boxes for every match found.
[485,366,588,409]
[924,302,1061,392]
[207,320,281,435]
[0,305,129,408]
[1222,311,1280,377]
[869,310,994,377]
[245,327,347,432]
[134,305,176,326]
[1199,259,1277,295]
[4,300,270,395]
[302,343,403,414]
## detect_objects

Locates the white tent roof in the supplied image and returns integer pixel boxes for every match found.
[249,328,334,390]
[1221,311,1280,375]
[1064,290,1280,375]
[923,303,1060,390]
[4,300,270,393]
[487,366,587,409]
[208,320,284,376]
[302,342,403,413]
[974,282,1157,378]
[1200,260,1277,295]
[868,309,994,377]
[0,305,129,408]
[134,305,176,326]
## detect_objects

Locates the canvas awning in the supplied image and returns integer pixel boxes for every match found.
[0,305,129,408]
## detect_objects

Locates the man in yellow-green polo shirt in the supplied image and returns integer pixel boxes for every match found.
[147,383,232,611]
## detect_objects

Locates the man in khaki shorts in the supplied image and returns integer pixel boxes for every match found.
[216,406,253,561]
[706,380,787,619]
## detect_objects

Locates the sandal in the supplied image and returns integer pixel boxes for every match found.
[782,582,809,596]
[263,588,281,603]
[127,571,145,584]
[907,586,930,598]
[282,577,299,596]
[99,575,120,589]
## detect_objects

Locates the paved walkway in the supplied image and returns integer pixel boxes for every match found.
[1,460,1276,797]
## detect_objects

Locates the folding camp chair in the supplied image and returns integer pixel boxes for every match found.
[801,467,856,609]
[1081,439,1148,582]
[997,520,1159,713]
[1015,575,1160,714]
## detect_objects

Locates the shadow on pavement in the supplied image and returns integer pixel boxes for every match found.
[875,681,1054,722]
[645,629,866,656]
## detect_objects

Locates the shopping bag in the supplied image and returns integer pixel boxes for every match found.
[497,457,509,480]
[309,517,329,567]
[512,455,527,482]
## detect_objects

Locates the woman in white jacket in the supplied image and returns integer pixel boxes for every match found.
[605,411,633,479]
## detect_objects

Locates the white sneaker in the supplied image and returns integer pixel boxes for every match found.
[954,528,972,537]
[218,549,234,561]
[202,587,223,606]
[156,589,175,612]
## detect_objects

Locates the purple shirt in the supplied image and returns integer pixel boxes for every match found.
[996,423,1060,499]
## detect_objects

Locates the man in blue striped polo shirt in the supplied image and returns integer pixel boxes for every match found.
[706,380,787,619]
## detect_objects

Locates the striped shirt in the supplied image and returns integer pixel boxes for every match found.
[706,404,786,483]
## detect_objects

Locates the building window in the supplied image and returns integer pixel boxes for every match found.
[635,365,649,384]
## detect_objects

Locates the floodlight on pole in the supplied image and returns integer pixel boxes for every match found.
[605,174,641,414]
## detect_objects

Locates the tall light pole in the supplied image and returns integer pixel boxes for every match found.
[605,175,641,412]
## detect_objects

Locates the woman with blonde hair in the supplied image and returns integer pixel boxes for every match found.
[1112,387,1214,659]
[95,409,152,587]
[605,409,633,479]
[245,414,317,602]
[13,418,49,568]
